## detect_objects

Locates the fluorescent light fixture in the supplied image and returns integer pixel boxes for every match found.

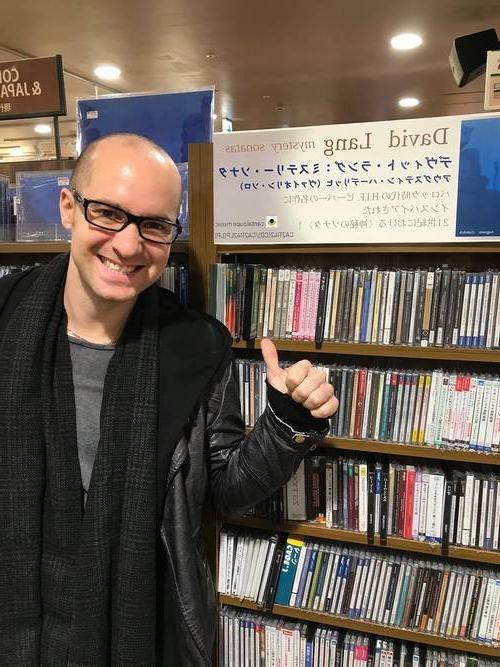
[10,147,24,156]
[34,123,52,135]
[391,33,423,50]
[94,65,121,81]
[399,96,420,107]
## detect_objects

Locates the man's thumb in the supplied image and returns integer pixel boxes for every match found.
[261,338,280,373]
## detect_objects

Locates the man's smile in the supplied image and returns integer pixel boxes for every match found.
[98,255,143,274]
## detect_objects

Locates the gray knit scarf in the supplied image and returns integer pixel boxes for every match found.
[0,254,160,665]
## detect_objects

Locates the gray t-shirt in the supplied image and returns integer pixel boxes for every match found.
[68,336,115,506]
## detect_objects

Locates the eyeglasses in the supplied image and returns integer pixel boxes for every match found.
[72,189,182,245]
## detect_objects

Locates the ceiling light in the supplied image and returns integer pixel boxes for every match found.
[399,97,420,108]
[34,123,52,135]
[391,33,423,50]
[212,113,218,120]
[94,65,121,81]
[205,53,216,59]
[10,147,24,156]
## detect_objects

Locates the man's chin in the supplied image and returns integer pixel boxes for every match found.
[92,283,142,304]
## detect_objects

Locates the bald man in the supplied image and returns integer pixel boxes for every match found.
[0,133,337,666]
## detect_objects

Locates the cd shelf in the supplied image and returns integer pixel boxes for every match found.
[219,243,500,256]
[243,428,500,465]
[218,594,500,658]
[324,436,500,466]
[213,226,500,658]
[222,516,500,565]
[0,241,70,253]
[185,144,500,664]
[233,338,500,363]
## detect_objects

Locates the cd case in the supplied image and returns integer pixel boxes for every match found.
[76,88,214,163]
[177,162,189,240]
[16,171,72,241]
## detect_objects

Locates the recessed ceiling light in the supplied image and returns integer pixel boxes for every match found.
[94,65,121,81]
[205,53,216,59]
[10,147,24,156]
[274,104,286,112]
[399,96,420,108]
[34,123,52,135]
[391,33,423,50]
[262,95,271,100]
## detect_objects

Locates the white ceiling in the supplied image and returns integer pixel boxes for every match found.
[0,0,498,161]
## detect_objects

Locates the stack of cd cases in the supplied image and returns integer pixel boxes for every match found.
[16,170,72,241]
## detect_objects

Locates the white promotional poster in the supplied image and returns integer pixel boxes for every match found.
[484,51,500,111]
[213,113,500,244]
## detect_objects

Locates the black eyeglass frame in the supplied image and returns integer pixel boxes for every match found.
[71,188,182,245]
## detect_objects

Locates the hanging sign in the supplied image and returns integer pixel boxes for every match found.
[214,112,500,244]
[0,55,66,120]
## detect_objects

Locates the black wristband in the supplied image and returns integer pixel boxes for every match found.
[266,381,330,433]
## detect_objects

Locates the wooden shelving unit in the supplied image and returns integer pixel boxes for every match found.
[0,241,70,253]
[222,515,500,565]
[219,594,500,658]
[233,338,500,363]
[219,243,500,256]
[242,427,500,465]
[190,144,500,663]
[323,436,500,465]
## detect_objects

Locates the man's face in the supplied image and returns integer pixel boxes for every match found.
[60,141,181,305]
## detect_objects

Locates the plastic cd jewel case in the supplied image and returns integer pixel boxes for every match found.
[16,171,72,241]
[76,88,214,164]
[177,162,188,240]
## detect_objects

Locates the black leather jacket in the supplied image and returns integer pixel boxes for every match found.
[159,346,328,665]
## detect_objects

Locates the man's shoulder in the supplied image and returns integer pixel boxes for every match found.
[0,266,40,319]
[0,265,39,290]
[157,286,232,352]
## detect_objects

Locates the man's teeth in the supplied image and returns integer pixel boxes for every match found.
[102,257,136,274]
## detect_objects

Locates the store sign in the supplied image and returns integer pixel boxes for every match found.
[214,113,500,244]
[0,55,66,120]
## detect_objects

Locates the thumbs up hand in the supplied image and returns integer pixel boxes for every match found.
[261,338,338,419]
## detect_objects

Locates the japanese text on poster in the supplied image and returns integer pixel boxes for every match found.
[214,113,500,244]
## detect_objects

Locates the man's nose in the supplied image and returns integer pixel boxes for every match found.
[111,222,143,256]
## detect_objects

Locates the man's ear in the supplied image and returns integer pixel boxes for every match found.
[60,187,75,231]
